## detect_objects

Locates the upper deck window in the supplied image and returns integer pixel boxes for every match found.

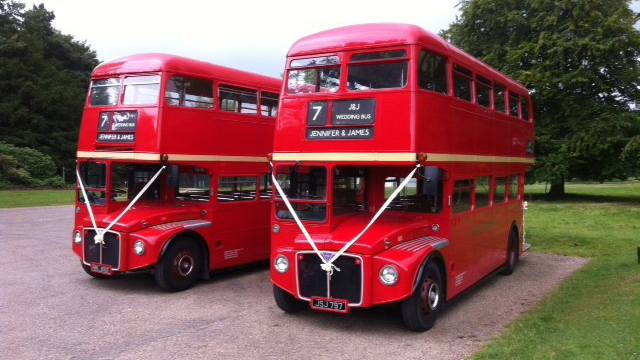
[521,96,530,121]
[90,78,120,106]
[494,83,506,113]
[290,56,339,68]
[453,64,473,102]
[509,91,520,118]
[260,91,279,117]
[418,50,448,94]
[475,75,492,108]
[288,66,340,94]
[165,76,214,109]
[123,75,160,105]
[351,50,406,62]
[219,85,258,114]
[347,51,408,91]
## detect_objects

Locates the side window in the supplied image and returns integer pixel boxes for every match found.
[260,91,279,117]
[453,64,473,101]
[475,176,491,208]
[218,176,257,202]
[219,85,258,114]
[494,177,507,203]
[475,75,492,108]
[177,167,210,201]
[452,179,473,213]
[260,173,272,199]
[494,83,506,113]
[417,50,449,94]
[521,96,530,121]
[509,174,519,200]
[509,91,520,118]
[165,75,214,108]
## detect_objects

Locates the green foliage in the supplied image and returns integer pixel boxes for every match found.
[0,0,99,184]
[443,0,640,193]
[0,141,64,188]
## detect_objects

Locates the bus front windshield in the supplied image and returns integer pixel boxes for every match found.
[111,163,163,202]
[275,165,327,221]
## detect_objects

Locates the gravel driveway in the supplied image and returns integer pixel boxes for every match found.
[0,205,589,360]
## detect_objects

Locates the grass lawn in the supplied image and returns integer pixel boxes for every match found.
[472,181,640,360]
[0,189,75,208]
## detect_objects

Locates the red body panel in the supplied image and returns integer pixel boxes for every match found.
[270,24,535,308]
[72,53,281,275]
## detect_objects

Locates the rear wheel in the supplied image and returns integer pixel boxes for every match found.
[401,261,444,332]
[500,228,519,275]
[81,263,109,278]
[154,238,202,292]
[273,284,307,313]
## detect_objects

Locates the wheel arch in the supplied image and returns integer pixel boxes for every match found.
[159,230,211,279]
[413,251,447,305]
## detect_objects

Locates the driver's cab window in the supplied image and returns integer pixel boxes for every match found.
[177,166,210,201]
[78,162,107,205]
[111,163,163,202]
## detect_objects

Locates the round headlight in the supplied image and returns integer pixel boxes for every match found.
[74,231,82,244]
[133,240,145,255]
[431,223,440,232]
[379,265,399,285]
[274,254,289,273]
[273,224,280,233]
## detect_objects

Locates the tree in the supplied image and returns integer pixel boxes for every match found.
[443,0,640,195]
[0,0,99,183]
[0,141,64,188]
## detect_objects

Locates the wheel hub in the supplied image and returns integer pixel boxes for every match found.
[175,253,194,277]
[421,277,440,315]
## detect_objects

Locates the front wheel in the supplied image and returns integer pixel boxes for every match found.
[500,228,519,275]
[154,239,202,292]
[401,261,444,332]
[273,285,307,313]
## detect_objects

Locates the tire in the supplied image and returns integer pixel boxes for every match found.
[500,228,519,275]
[273,284,307,313]
[154,238,202,292]
[401,261,444,332]
[81,263,110,278]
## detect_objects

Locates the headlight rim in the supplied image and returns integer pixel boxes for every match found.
[274,254,289,273]
[133,239,146,255]
[73,231,82,244]
[379,264,399,285]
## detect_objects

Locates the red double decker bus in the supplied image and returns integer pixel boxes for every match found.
[270,24,535,331]
[72,53,281,291]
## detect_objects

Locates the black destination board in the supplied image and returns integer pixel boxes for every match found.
[97,132,135,142]
[307,101,329,126]
[307,126,373,140]
[98,112,111,131]
[111,111,138,132]
[332,99,375,125]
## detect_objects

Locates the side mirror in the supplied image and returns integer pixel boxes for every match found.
[167,164,180,188]
[420,166,441,196]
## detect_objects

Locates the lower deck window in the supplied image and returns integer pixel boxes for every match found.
[111,163,163,202]
[177,169,210,201]
[275,202,326,221]
[494,177,507,203]
[475,176,491,208]
[218,176,257,202]
[452,180,473,213]
[333,166,366,216]
[385,174,442,213]
[509,174,519,200]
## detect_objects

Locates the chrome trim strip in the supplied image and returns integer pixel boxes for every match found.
[272,152,534,164]
[77,151,267,163]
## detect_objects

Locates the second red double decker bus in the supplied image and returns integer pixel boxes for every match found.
[270,24,535,331]
[72,54,281,291]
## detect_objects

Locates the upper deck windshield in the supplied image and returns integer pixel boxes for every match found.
[286,50,409,94]
[89,74,161,106]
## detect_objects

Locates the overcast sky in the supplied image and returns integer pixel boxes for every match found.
[29,0,640,78]
[28,0,461,77]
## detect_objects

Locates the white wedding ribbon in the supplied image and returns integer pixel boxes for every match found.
[77,165,165,245]
[271,162,420,275]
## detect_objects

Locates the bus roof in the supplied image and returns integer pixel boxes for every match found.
[93,53,281,90]
[288,23,527,93]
